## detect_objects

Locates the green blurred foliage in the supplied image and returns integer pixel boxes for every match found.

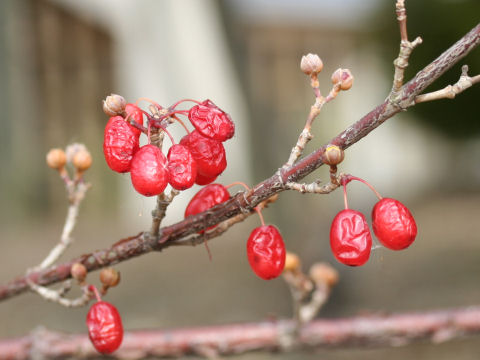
[373,0,480,139]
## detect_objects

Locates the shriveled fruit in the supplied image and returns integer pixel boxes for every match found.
[167,144,197,190]
[330,209,372,266]
[188,99,235,142]
[372,198,417,250]
[184,183,230,232]
[86,301,123,354]
[103,116,140,173]
[180,130,227,178]
[247,225,286,280]
[195,172,217,185]
[125,103,144,135]
[130,144,168,196]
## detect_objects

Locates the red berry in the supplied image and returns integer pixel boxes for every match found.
[167,144,197,190]
[180,130,227,179]
[130,144,168,196]
[247,225,286,280]
[103,116,140,173]
[86,301,123,354]
[195,172,217,185]
[330,209,372,266]
[188,100,235,142]
[372,198,417,250]
[125,103,144,135]
[185,183,230,231]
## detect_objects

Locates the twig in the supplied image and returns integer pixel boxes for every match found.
[285,174,343,194]
[37,181,90,270]
[26,281,92,308]
[390,0,423,98]
[415,65,480,103]
[2,306,480,359]
[150,190,179,237]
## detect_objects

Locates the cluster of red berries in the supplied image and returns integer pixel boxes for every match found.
[184,183,286,280]
[102,95,234,196]
[330,175,417,266]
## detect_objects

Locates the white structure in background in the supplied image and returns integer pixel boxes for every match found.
[53,0,253,226]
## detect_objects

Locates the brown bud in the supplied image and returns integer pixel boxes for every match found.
[103,94,126,116]
[300,53,323,75]
[309,263,339,287]
[71,263,87,283]
[322,145,344,166]
[73,149,92,172]
[46,148,67,170]
[284,252,301,272]
[100,268,120,288]
[331,68,354,90]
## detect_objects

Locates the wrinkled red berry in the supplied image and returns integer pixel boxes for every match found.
[372,198,417,250]
[195,172,217,185]
[167,144,197,190]
[188,100,235,142]
[247,225,286,280]
[180,130,227,178]
[125,103,144,135]
[103,116,140,173]
[330,209,372,266]
[185,183,230,231]
[130,144,168,196]
[86,301,123,354]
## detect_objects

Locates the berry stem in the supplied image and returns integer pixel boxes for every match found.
[341,177,349,210]
[149,119,176,145]
[123,112,148,134]
[225,181,251,191]
[345,175,383,200]
[255,207,266,226]
[88,285,102,302]
[169,98,201,110]
[135,97,163,110]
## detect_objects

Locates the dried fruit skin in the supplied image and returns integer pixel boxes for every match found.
[180,130,227,178]
[372,198,417,250]
[247,225,286,280]
[188,100,235,142]
[167,144,197,190]
[86,301,123,354]
[130,145,168,196]
[184,183,230,232]
[330,209,372,266]
[195,172,217,185]
[103,116,140,173]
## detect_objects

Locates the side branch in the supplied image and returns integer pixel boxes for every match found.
[2,306,480,359]
[0,23,479,303]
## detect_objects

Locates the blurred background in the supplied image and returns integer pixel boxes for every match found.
[0,0,479,358]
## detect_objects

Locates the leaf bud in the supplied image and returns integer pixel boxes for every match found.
[71,263,87,283]
[331,68,354,90]
[322,144,344,166]
[46,148,67,170]
[309,263,339,287]
[103,94,127,117]
[100,268,120,288]
[283,252,301,272]
[73,149,92,172]
[300,53,324,75]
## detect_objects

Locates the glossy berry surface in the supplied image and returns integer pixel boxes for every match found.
[103,116,140,173]
[180,130,227,178]
[330,209,372,266]
[130,144,168,196]
[372,198,417,250]
[188,99,235,142]
[167,144,197,190]
[247,225,286,280]
[125,103,144,135]
[184,184,230,231]
[86,301,123,354]
[195,172,217,185]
